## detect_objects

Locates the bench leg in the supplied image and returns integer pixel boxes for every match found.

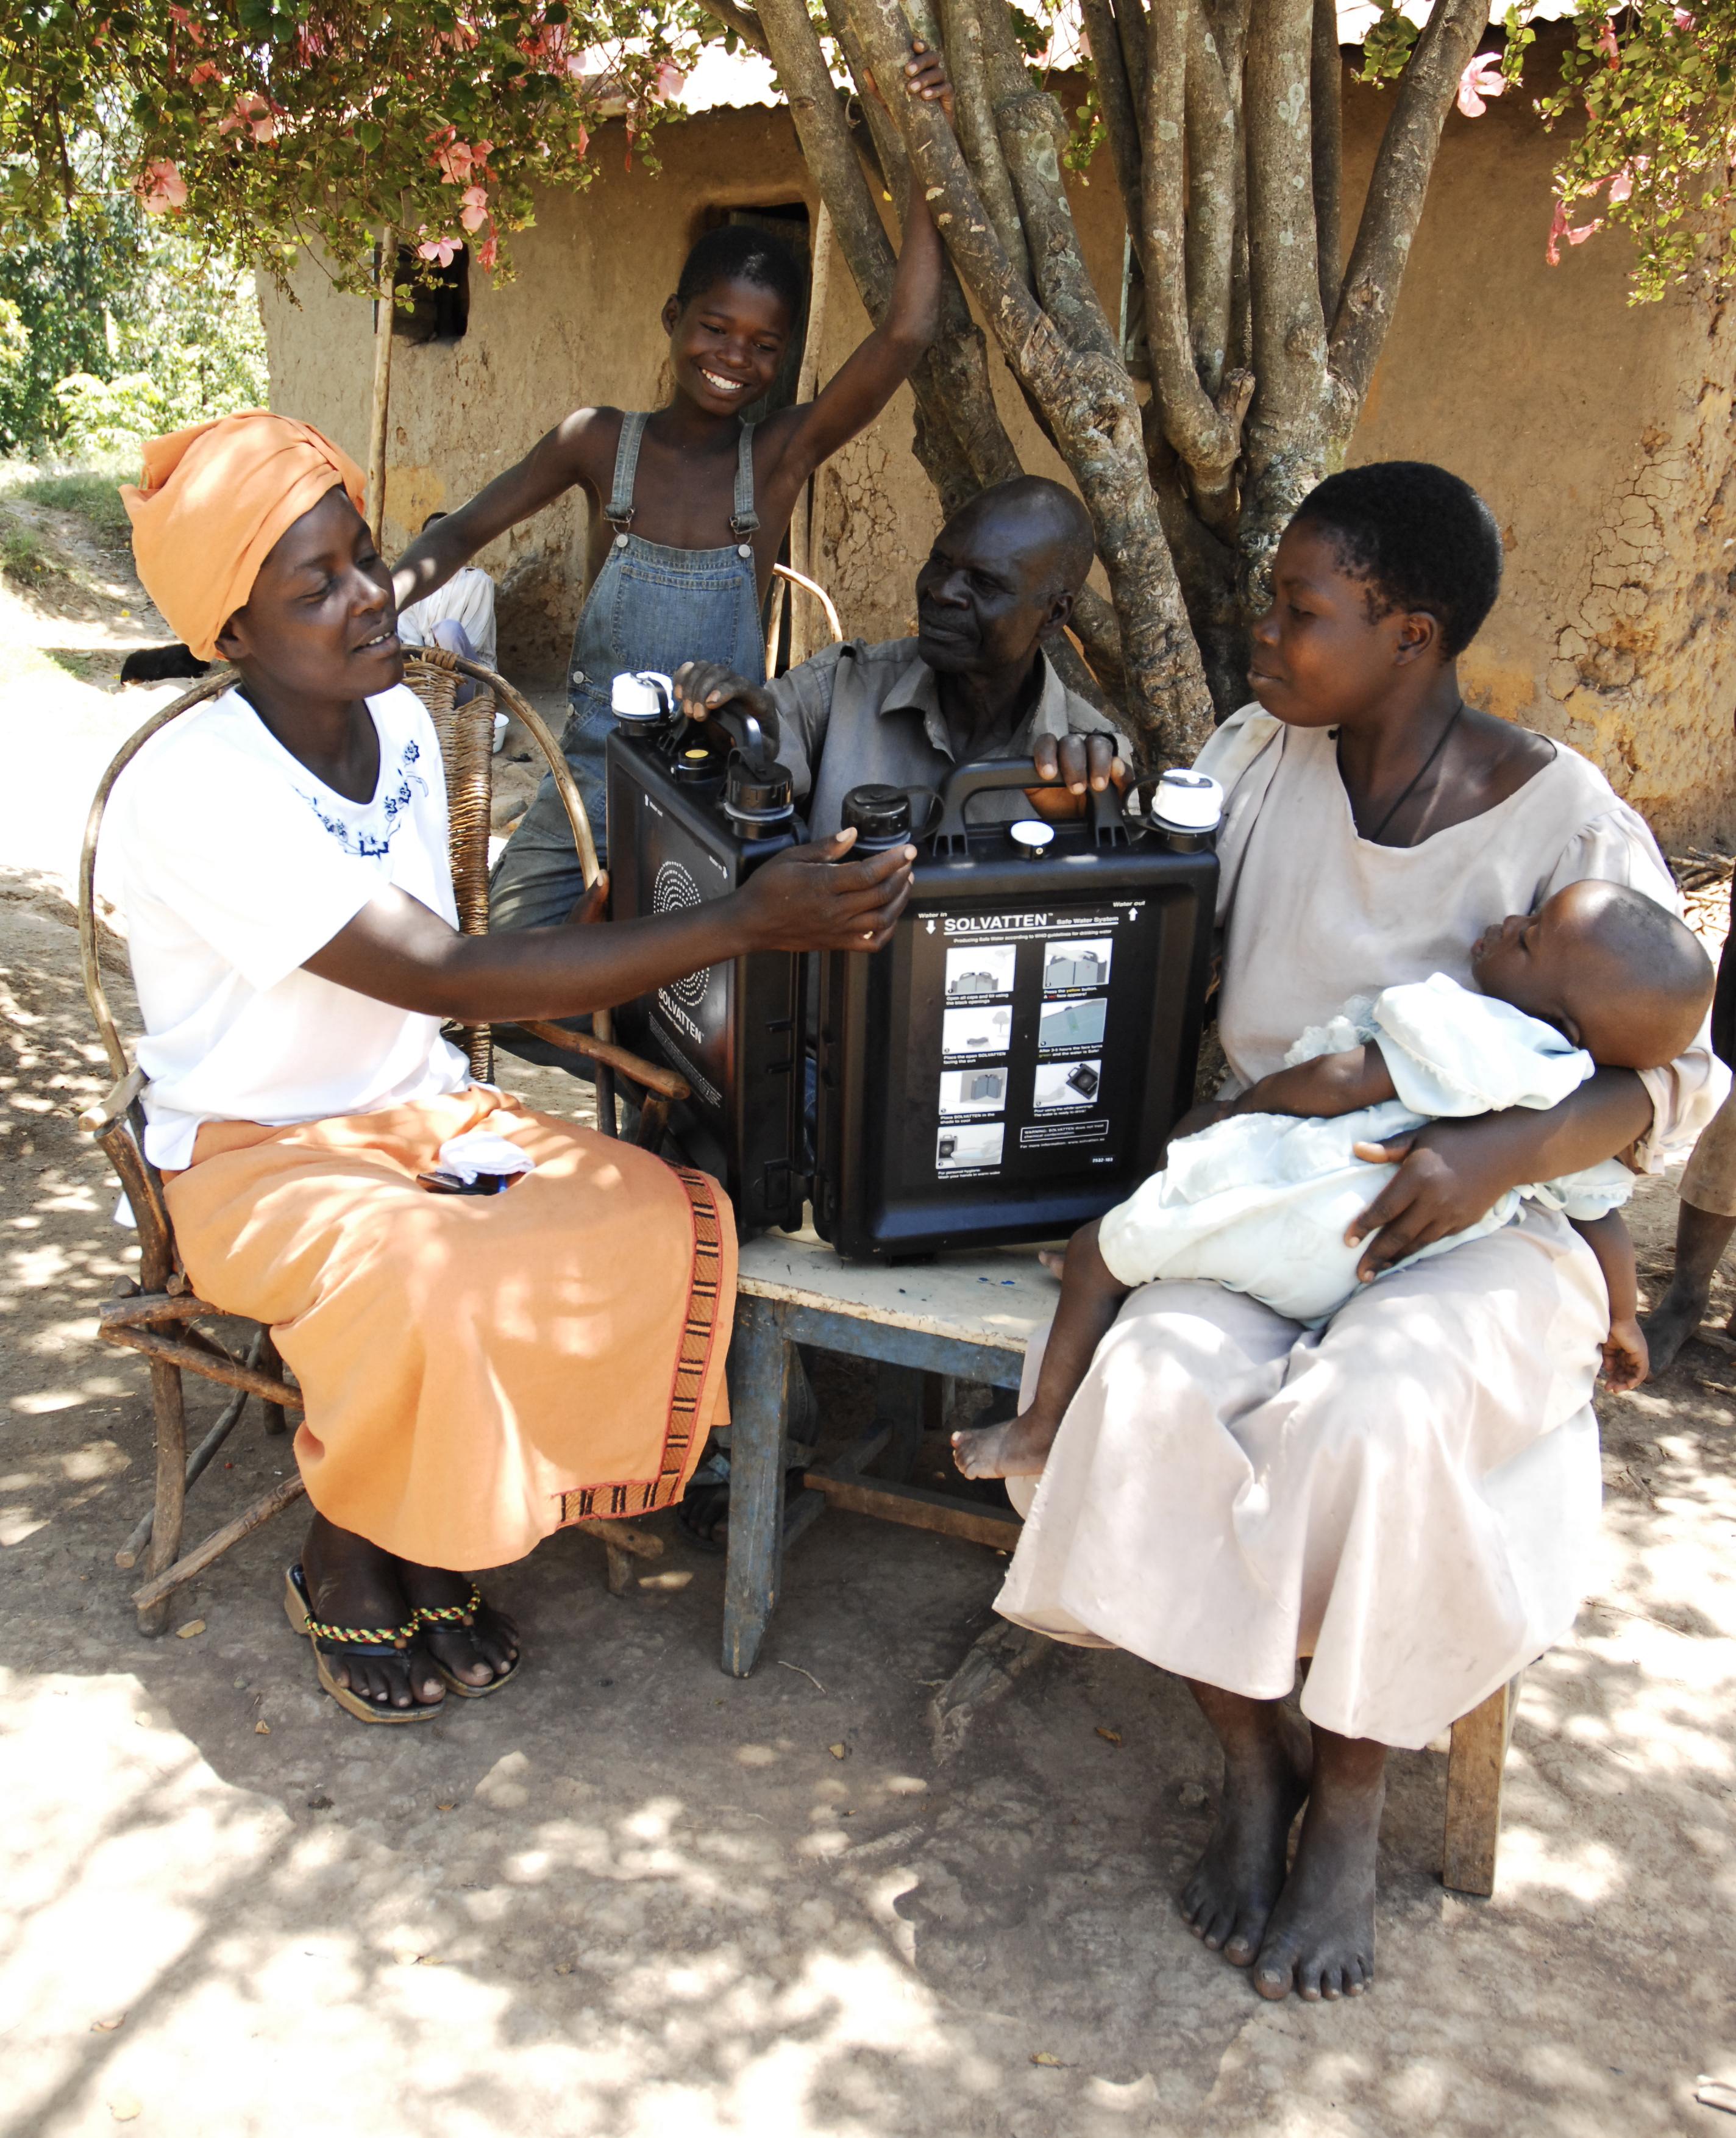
[1442,1675,1520,1897]
[722,1298,792,1678]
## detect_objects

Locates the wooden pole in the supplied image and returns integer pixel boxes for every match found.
[367,227,395,546]
[788,204,833,666]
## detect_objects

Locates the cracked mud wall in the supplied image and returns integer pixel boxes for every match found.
[262,71,1734,843]
[1343,65,1736,851]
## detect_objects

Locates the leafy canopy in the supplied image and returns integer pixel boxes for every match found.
[0,1,706,294]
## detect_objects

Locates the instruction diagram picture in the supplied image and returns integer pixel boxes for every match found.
[942,1005,1013,1059]
[939,1066,1008,1115]
[936,1122,1005,1173]
[1039,997,1108,1052]
[1033,1058,1103,1111]
[945,943,1017,998]
[1043,937,1112,992]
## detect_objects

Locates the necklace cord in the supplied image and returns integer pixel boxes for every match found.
[1356,702,1465,847]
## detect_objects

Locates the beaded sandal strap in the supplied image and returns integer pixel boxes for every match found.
[416,1584,483,1630]
[301,1609,421,1651]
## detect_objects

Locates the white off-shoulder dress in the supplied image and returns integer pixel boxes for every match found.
[995,709,1728,1748]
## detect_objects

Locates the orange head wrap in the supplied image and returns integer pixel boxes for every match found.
[121,410,368,661]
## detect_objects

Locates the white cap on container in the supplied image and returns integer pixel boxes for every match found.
[612,669,673,723]
[1153,768,1223,832]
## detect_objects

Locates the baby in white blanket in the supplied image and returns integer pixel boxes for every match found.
[956,878,1715,1480]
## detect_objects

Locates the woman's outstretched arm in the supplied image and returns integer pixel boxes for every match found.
[304,832,912,1023]
[1345,1067,1652,1278]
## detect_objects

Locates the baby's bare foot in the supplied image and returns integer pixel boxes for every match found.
[1179,1710,1311,1965]
[952,1411,1058,1479]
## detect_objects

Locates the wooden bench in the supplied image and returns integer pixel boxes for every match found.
[722,1226,1518,1897]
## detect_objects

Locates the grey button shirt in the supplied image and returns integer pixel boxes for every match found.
[764,638,1128,838]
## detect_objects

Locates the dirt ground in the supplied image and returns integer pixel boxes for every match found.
[1,504,1734,2138]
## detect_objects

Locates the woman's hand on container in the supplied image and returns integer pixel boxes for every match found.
[733,828,914,953]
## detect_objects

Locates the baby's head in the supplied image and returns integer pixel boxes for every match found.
[1471,880,1713,1069]
[661,224,805,418]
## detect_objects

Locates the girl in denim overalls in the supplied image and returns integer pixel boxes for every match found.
[391,42,954,933]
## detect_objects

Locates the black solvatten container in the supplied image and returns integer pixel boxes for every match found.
[605,673,806,1235]
[813,760,1218,1260]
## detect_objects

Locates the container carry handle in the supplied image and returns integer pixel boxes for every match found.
[931,757,1131,855]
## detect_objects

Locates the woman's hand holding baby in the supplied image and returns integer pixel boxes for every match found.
[1345,1067,1654,1281]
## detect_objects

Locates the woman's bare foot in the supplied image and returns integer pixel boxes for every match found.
[301,1512,446,1711]
[952,1408,1059,1479]
[394,1559,520,1688]
[1179,1686,1312,1965]
[1251,1728,1385,2001]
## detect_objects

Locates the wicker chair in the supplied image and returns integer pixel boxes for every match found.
[78,647,691,1633]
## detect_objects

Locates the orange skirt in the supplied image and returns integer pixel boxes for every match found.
[163,1086,735,1569]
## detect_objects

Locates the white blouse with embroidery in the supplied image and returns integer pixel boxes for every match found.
[106,683,470,1168]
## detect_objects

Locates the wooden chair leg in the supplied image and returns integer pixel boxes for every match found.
[1442,1673,1520,1897]
[137,1357,187,1636]
[257,1328,289,1436]
[722,1298,794,1678]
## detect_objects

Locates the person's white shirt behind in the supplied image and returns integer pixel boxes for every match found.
[397,565,497,672]
[104,682,471,1170]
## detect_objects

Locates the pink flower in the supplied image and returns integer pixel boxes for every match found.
[187,59,221,86]
[417,232,462,267]
[168,4,205,43]
[1595,20,1620,67]
[477,230,499,273]
[1607,165,1634,204]
[1673,7,1695,26]
[219,91,279,143]
[135,158,187,215]
[574,123,589,159]
[1456,53,1507,118]
[1547,197,1603,265]
[650,60,686,102]
[459,184,489,232]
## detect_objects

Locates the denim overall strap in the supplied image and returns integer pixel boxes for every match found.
[607,412,649,534]
[730,419,760,540]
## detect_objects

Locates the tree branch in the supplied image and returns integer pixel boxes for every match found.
[696,0,770,60]
[1183,0,1237,397]
[1115,0,1152,112]
[1326,0,1485,439]
[1240,0,1328,596]
[1310,0,1343,326]
[1142,0,1249,527]
[1080,0,1145,260]
[940,0,1032,288]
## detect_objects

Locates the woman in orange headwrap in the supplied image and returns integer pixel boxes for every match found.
[110,411,914,1723]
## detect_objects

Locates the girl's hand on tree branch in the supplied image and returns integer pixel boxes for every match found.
[903,40,955,121]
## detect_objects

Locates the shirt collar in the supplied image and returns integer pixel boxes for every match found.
[880,646,1072,761]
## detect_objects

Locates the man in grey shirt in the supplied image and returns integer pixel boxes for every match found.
[674,475,1128,833]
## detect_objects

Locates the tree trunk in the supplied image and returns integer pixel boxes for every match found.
[708,0,1494,751]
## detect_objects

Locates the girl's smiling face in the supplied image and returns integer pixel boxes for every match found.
[662,275,792,418]
[1248,521,1442,730]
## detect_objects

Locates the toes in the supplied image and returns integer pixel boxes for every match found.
[1222,1919,1262,1967]
[1252,1938,1297,2001]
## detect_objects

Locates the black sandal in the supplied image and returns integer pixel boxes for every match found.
[283,1563,442,1725]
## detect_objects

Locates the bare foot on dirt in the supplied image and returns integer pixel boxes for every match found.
[301,1513,446,1711]
[394,1559,520,1688]
[1640,1281,1713,1376]
[1179,1707,1312,1965]
[1251,1737,1384,2001]
[952,1408,1058,1479]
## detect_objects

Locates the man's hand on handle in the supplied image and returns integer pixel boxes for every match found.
[674,661,781,752]
[733,828,914,954]
[1025,732,1128,821]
